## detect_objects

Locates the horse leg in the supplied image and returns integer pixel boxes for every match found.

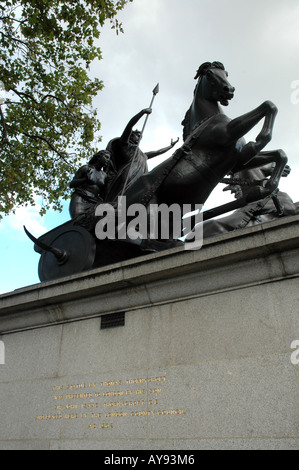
[233,149,288,192]
[226,101,278,153]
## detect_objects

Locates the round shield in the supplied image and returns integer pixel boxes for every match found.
[38,225,96,282]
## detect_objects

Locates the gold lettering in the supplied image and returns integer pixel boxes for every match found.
[156,409,185,416]
[67,383,86,390]
[36,375,185,432]
[88,423,113,429]
[148,376,166,383]
[45,414,63,420]
[104,411,127,418]
[65,393,93,399]
[131,410,155,417]
[148,399,158,406]
[102,391,124,397]
[100,380,122,387]
[99,423,113,429]
[81,403,98,409]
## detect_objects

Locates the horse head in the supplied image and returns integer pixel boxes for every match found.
[194,61,235,106]
[182,61,235,140]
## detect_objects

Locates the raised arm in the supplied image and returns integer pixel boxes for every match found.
[146,137,179,159]
[120,108,152,142]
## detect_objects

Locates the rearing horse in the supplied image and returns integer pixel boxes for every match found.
[125,61,288,235]
[24,62,291,281]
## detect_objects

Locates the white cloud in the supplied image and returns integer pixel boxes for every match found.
[0,203,49,239]
[95,0,299,203]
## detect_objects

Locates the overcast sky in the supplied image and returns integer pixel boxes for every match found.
[1,0,299,294]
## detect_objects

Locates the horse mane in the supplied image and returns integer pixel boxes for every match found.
[194,61,225,80]
[182,61,225,141]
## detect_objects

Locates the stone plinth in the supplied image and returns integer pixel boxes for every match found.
[0,216,299,450]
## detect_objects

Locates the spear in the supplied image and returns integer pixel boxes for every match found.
[120,83,159,197]
[139,83,159,139]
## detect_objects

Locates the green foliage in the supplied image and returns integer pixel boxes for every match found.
[0,0,132,216]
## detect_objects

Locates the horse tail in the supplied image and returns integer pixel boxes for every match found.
[181,107,191,141]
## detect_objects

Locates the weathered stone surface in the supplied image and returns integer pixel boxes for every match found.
[0,216,298,450]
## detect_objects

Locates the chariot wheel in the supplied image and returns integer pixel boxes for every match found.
[34,224,96,282]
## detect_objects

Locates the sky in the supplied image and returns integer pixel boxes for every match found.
[1,0,299,294]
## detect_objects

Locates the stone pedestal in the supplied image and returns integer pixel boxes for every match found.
[0,216,299,450]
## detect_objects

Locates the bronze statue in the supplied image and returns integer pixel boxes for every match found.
[24,62,296,282]
[105,108,179,202]
[69,150,111,218]
[124,61,288,239]
[185,164,299,240]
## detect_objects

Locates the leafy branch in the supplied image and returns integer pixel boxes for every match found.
[0,0,133,217]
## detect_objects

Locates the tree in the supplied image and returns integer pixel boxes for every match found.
[0,0,132,217]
